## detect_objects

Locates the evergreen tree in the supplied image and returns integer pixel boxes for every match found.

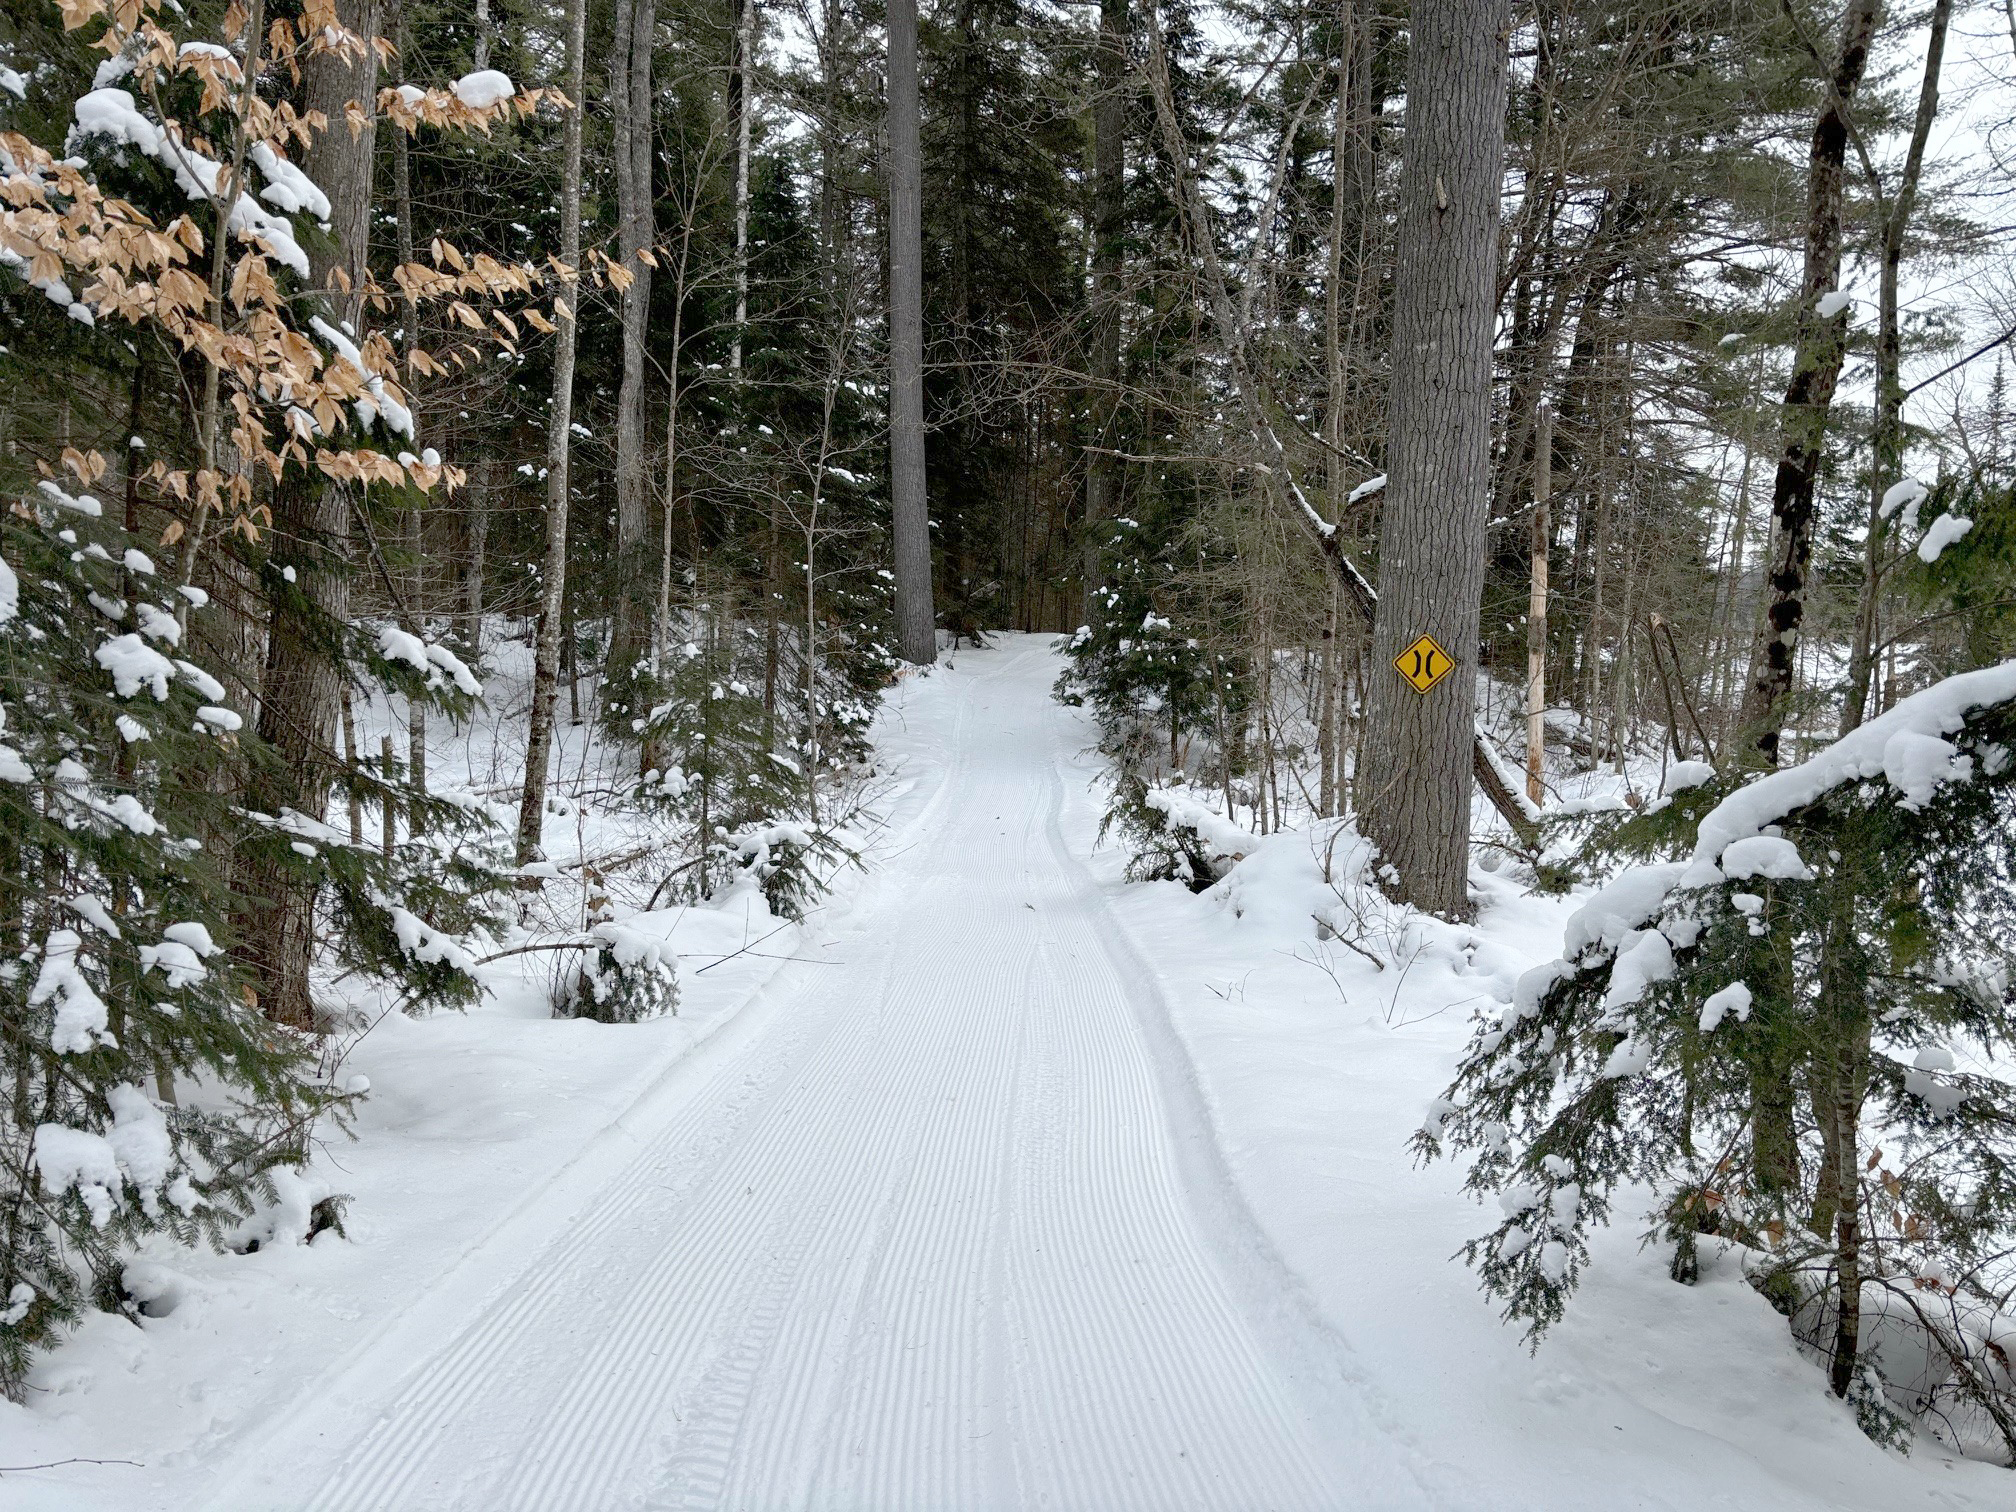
[0,480,347,1400]
[1420,664,2016,1455]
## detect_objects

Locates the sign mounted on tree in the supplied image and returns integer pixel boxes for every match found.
[1394,634,1454,694]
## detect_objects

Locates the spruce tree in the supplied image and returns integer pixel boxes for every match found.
[0,480,345,1400]
[1420,664,2016,1456]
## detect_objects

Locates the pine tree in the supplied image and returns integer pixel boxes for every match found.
[1420,664,2016,1456]
[1057,513,1249,885]
[631,623,838,917]
[1357,0,1509,918]
[0,478,346,1400]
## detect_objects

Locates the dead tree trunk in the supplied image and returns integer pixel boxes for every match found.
[517,0,587,864]
[1356,0,1509,919]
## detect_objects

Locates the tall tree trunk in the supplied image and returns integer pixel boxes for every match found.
[656,229,692,669]
[1143,0,1531,847]
[241,0,382,1028]
[1737,0,1881,764]
[1710,351,1765,735]
[729,0,757,375]
[1318,0,1359,818]
[1081,0,1127,619]
[1357,0,1508,919]
[888,0,936,662]
[608,0,658,674]
[517,0,587,864]
[1525,397,1553,803]
[1841,0,1950,736]
[819,0,846,285]
[392,1,426,790]
[460,461,489,655]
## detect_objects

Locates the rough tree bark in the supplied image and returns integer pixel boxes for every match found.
[1141,2,1533,850]
[1737,0,1880,764]
[888,0,936,663]
[607,0,658,673]
[241,0,382,1027]
[1356,0,1508,919]
[517,0,587,864]
[1080,0,1127,620]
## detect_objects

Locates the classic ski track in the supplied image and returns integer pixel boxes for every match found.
[253,639,1416,1510]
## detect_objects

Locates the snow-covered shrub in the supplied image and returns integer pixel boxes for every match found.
[0,488,347,1399]
[1058,515,1256,881]
[1100,775,1250,890]
[1054,518,1223,773]
[1418,663,2016,1459]
[630,631,841,913]
[560,923,678,1024]
[723,821,846,920]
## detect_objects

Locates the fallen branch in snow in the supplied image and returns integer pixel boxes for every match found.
[1308,915,1386,971]
[686,951,842,967]
[641,856,710,912]
[474,938,594,965]
[0,1457,143,1473]
[690,921,796,975]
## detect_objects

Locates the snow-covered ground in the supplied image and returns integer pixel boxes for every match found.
[0,635,2008,1507]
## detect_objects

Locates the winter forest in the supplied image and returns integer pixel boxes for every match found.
[3,0,2016,1503]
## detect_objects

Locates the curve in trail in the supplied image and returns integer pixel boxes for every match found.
[264,637,1415,1511]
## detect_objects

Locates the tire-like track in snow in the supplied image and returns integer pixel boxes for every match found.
[253,640,1401,1510]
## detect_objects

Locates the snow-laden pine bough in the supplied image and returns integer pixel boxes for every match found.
[1417,663,2016,1463]
[0,2,557,1393]
[0,466,517,1401]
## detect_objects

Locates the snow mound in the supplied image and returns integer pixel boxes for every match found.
[1142,784,1252,862]
[1918,512,1973,563]
[1677,662,2016,887]
[453,70,516,108]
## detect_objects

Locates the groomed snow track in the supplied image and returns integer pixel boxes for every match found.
[209,638,1412,1511]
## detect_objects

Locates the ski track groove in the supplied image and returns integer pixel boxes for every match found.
[273,640,1399,1511]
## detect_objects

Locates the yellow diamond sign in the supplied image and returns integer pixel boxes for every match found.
[1394,634,1454,694]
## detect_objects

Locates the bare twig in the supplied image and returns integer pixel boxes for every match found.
[0,1457,144,1474]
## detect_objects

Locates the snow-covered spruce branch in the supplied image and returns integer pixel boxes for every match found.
[1419,662,2016,1455]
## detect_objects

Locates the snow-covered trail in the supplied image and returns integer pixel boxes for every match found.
[205,636,1409,1511]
